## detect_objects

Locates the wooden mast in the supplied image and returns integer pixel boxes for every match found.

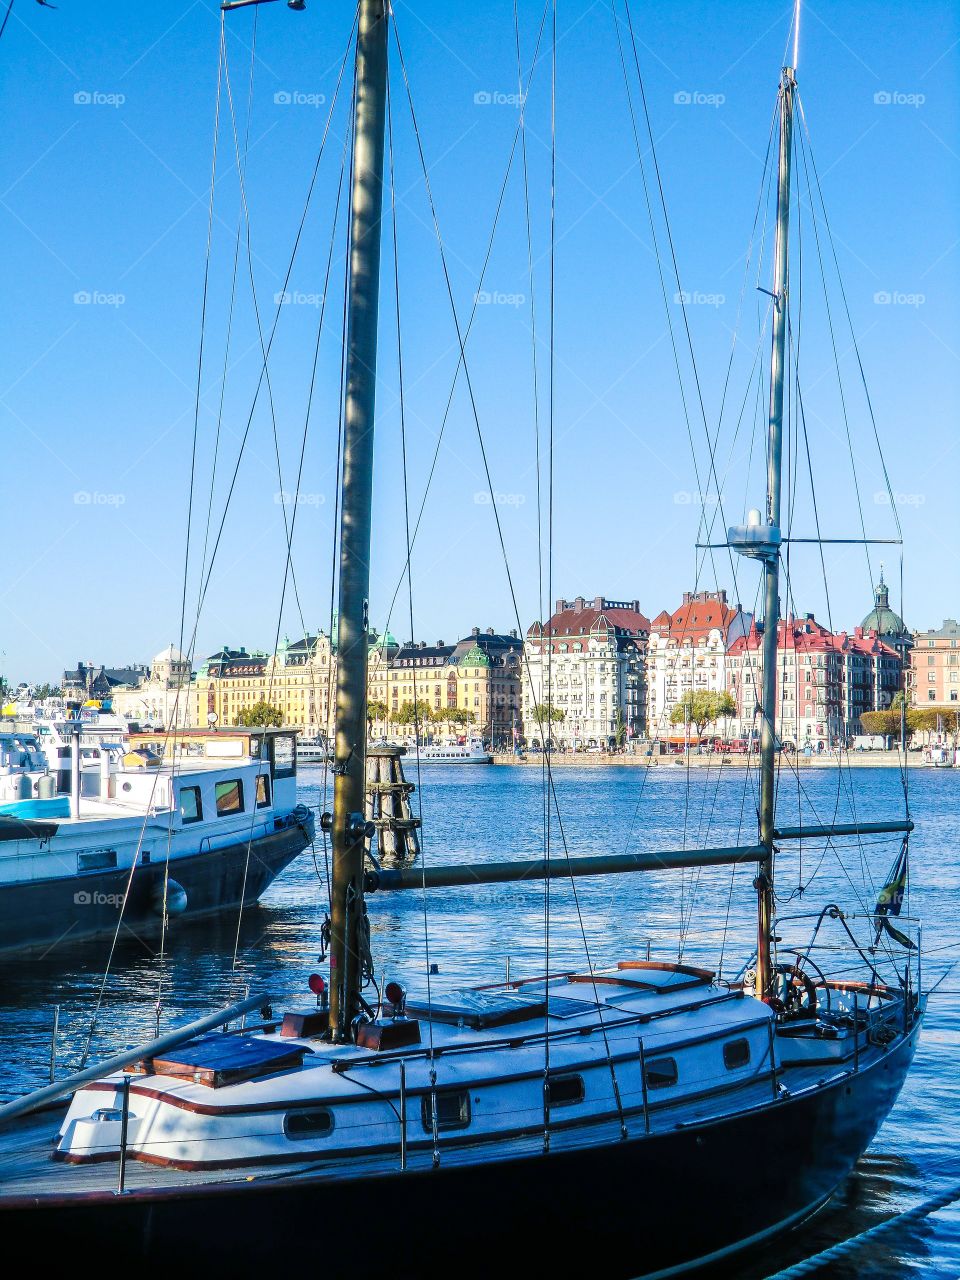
[756,66,795,1002]
[328,0,389,1042]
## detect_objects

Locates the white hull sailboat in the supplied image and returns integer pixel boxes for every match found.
[0,3,922,1275]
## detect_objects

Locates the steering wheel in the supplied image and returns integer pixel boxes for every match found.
[773,961,818,1019]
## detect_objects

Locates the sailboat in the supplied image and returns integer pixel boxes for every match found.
[0,4,922,1275]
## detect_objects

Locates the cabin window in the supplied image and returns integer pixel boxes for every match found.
[78,849,118,873]
[270,733,296,780]
[421,1089,470,1133]
[215,779,244,817]
[545,1073,585,1107]
[255,775,271,809]
[283,1109,334,1139]
[723,1038,751,1070]
[644,1057,679,1089]
[179,786,203,824]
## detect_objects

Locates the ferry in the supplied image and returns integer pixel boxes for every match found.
[410,736,492,765]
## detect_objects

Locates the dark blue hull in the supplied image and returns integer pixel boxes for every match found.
[0,815,313,954]
[1,1015,919,1277]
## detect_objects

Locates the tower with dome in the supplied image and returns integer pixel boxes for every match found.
[861,571,912,666]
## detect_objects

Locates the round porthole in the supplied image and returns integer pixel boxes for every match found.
[122,782,132,792]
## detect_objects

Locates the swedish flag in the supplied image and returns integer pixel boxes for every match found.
[874,839,914,950]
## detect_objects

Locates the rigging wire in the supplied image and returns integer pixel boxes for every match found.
[385,58,441,1165]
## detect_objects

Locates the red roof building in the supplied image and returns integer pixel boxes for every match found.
[523,597,650,746]
[726,613,902,747]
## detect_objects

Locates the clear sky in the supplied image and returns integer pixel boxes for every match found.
[1,0,957,684]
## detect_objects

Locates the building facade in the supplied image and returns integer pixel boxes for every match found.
[383,628,523,747]
[645,590,751,741]
[110,645,194,728]
[909,618,960,707]
[522,597,650,748]
[725,615,902,747]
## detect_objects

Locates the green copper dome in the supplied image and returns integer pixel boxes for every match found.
[861,573,906,638]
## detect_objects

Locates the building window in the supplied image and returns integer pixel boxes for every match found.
[929,690,936,701]
[179,786,203,824]
[215,779,244,816]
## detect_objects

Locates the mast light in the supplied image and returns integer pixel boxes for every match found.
[727,509,782,563]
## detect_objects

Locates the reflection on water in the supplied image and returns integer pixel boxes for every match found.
[0,764,957,1275]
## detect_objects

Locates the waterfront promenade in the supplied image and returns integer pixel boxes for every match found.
[493,751,918,769]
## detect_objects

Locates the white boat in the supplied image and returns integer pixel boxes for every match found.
[0,4,924,1276]
[0,724,314,952]
[410,736,492,765]
[295,735,331,764]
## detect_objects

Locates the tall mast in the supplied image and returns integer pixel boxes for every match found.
[756,66,796,1001]
[328,0,389,1042]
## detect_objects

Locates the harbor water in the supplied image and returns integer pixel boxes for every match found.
[0,762,957,1276]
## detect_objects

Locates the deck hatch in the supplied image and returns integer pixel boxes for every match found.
[406,989,594,1029]
[137,1033,306,1088]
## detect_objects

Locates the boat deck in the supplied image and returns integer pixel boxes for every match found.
[0,962,905,1205]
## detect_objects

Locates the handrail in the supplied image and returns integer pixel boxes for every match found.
[0,992,269,1126]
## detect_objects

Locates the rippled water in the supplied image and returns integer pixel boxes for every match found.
[1,762,957,1275]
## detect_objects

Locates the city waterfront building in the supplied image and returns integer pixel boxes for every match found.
[645,590,751,742]
[62,659,149,704]
[522,598,650,748]
[110,645,194,728]
[193,631,399,735]
[909,618,960,708]
[385,628,523,747]
[725,614,902,748]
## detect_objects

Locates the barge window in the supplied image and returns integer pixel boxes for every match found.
[215,779,244,816]
[723,1038,751,1070]
[644,1057,678,1090]
[179,786,203,824]
[545,1073,585,1107]
[78,849,117,873]
[283,1109,333,1139]
[255,775,271,809]
[422,1089,470,1133]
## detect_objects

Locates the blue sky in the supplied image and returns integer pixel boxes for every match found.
[1,0,957,683]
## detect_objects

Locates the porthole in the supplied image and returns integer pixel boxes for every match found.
[421,1089,470,1132]
[545,1073,585,1107]
[644,1057,678,1089]
[283,1109,334,1139]
[723,1038,751,1070]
